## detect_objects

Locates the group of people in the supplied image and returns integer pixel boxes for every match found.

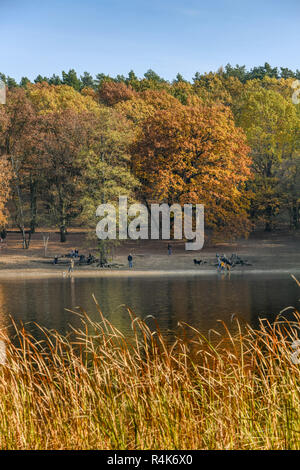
[69,249,79,258]
[216,253,232,272]
[216,253,250,271]
[54,243,175,272]
[53,250,96,270]
[67,253,95,275]
[53,245,245,274]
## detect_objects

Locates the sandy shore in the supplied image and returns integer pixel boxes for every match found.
[0,268,300,280]
[0,229,299,279]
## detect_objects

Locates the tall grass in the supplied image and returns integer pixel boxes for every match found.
[0,293,300,450]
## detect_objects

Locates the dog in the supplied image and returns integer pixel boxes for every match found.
[194,259,207,265]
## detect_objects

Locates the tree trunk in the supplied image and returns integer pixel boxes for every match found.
[58,191,67,242]
[10,155,31,248]
[60,225,67,243]
[29,177,38,234]
[292,200,299,229]
[98,240,108,266]
[19,227,31,249]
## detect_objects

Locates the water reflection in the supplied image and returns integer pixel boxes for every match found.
[0,274,298,342]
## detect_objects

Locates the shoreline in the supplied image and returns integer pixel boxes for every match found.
[0,266,299,280]
[0,230,299,280]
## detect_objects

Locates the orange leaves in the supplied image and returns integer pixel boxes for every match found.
[98,81,137,107]
[129,92,252,236]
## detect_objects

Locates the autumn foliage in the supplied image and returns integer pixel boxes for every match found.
[0,65,299,243]
[98,81,137,106]
[129,92,251,234]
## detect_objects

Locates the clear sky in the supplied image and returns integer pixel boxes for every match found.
[1,0,300,82]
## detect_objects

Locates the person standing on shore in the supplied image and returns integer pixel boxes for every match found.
[128,254,133,268]
[68,258,75,276]
[168,243,172,255]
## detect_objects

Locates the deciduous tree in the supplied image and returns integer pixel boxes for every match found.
[238,86,300,230]
[130,92,252,237]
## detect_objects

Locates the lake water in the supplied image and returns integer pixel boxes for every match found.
[0,273,299,342]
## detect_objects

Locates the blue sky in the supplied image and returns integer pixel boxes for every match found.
[1,0,300,82]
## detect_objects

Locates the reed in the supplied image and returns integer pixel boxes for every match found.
[0,292,299,450]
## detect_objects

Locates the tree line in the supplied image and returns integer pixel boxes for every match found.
[0,63,299,252]
[1,62,300,91]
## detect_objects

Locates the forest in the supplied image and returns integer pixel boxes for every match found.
[0,62,299,248]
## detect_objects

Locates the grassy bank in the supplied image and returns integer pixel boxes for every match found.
[0,293,300,450]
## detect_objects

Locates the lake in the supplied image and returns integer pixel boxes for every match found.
[0,272,299,342]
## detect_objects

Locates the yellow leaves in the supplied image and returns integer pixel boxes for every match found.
[238,87,300,167]
[26,83,100,115]
[116,90,180,129]
[193,73,232,105]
